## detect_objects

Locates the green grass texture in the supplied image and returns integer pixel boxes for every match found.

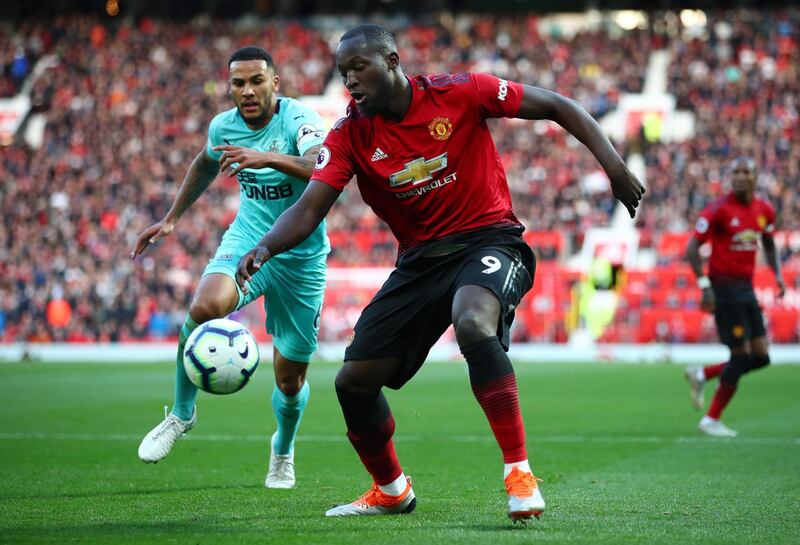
[1,360,798,544]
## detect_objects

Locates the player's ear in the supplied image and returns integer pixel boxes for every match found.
[386,52,400,70]
[273,74,280,92]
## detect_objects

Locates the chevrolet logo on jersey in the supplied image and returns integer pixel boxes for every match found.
[388,153,448,187]
[732,229,760,243]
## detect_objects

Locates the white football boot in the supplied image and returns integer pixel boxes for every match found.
[265,432,296,489]
[505,466,545,521]
[138,406,196,463]
[698,416,738,437]
[684,366,706,410]
[325,477,416,516]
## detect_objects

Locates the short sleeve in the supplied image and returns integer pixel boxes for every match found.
[470,73,524,119]
[205,114,223,161]
[693,205,717,244]
[284,99,327,155]
[309,121,355,192]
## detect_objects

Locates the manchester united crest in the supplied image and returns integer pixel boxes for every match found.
[757,215,767,229]
[428,116,453,141]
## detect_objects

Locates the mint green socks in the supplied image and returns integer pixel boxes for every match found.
[271,381,310,455]
[172,315,200,421]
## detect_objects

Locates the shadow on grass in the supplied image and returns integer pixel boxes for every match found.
[470,522,547,532]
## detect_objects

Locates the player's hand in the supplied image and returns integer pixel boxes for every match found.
[213,145,272,177]
[609,165,646,218]
[235,245,271,295]
[130,219,175,259]
[776,278,786,298]
[700,288,715,313]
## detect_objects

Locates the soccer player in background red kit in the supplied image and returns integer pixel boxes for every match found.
[684,157,785,437]
[236,24,645,520]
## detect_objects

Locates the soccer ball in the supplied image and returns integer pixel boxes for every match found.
[183,318,260,395]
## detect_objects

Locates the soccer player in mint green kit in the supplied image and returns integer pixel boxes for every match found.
[131,46,329,489]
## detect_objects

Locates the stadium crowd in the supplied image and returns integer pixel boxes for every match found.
[0,20,43,98]
[0,9,797,343]
[640,9,799,238]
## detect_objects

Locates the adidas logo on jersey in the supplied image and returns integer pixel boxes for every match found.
[371,148,388,162]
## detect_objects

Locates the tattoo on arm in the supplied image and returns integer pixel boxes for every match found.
[266,145,321,181]
[291,153,317,171]
[167,152,219,222]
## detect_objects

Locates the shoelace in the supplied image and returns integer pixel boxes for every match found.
[152,417,182,440]
[151,406,184,441]
[505,469,542,498]
[272,457,294,480]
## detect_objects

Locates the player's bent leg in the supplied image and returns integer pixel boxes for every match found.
[326,358,415,516]
[453,285,544,520]
[266,348,310,489]
[138,273,239,464]
[463,336,545,519]
[700,338,769,438]
[177,273,240,417]
[172,314,202,421]
[259,256,325,487]
[700,348,750,437]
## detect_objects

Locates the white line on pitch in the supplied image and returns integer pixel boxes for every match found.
[0,432,797,446]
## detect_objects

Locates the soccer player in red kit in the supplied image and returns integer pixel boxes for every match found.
[236,24,644,520]
[684,157,785,437]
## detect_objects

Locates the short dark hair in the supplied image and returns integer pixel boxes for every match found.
[339,24,397,55]
[228,46,274,70]
[730,156,756,171]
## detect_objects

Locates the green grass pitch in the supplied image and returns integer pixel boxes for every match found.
[1,360,798,544]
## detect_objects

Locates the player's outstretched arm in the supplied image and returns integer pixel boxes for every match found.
[762,232,786,298]
[130,150,219,258]
[236,181,339,293]
[516,85,645,218]
[213,144,321,181]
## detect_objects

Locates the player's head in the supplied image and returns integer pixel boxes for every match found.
[336,24,402,117]
[228,46,279,128]
[729,156,757,201]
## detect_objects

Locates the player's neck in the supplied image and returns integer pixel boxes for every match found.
[382,75,412,122]
[732,191,753,204]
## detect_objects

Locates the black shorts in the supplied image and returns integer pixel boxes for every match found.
[712,280,767,348]
[344,225,535,389]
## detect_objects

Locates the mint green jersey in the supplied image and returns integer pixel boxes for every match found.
[206,98,329,260]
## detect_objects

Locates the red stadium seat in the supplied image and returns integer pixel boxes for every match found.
[656,232,692,263]
[523,231,565,261]
[767,309,799,343]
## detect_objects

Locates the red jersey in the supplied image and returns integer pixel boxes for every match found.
[311,73,524,254]
[693,192,776,282]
